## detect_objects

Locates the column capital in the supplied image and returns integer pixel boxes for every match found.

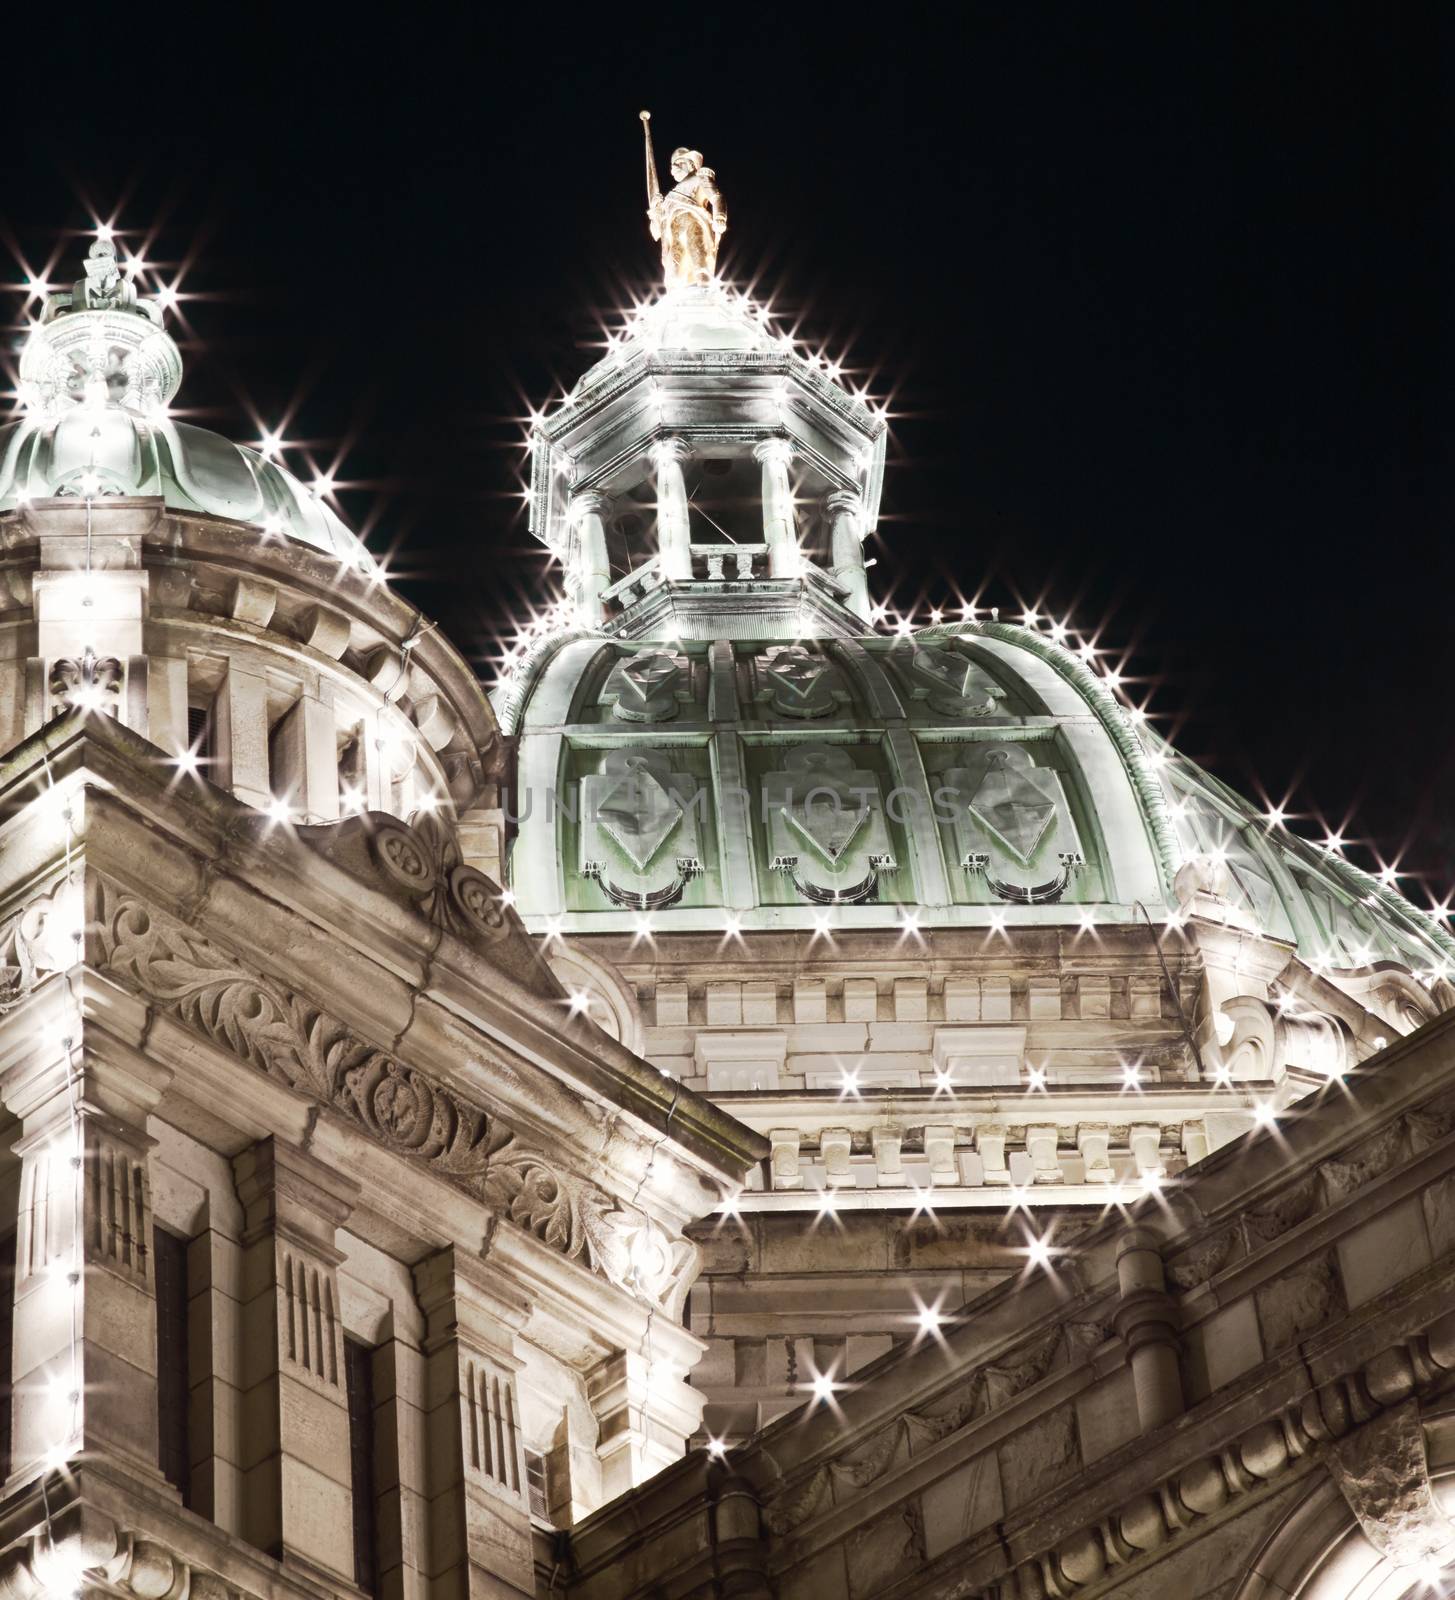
[823,486,863,517]
[568,487,614,522]
[753,434,794,467]
[650,435,693,466]
[232,1136,358,1254]
[413,1242,531,1360]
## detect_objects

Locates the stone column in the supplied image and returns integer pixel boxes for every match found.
[1113,1225,1182,1431]
[823,489,870,619]
[3,978,173,1495]
[231,1137,359,1580]
[213,661,272,809]
[754,438,800,578]
[269,693,339,822]
[412,1245,533,1599]
[146,656,189,760]
[652,439,694,581]
[568,490,614,625]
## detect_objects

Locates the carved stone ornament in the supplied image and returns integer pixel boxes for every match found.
[893,639,1006,718]
[601,650,689,723]
[942,1311,1455,1600]
[299,809,561,1001]
[1328,1400,1455,1570]
[940,743,1083,904]
[90,878,695,1311]
[759,645,844,719]
[0,1507,244,1600]
[0,872,81,1013]
[764,743,896,905]
[579,748,704,910]
[763,1324,1066,1537]
[49,649,124,716]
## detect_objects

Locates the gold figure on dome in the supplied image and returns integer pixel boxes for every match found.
[639,110,727,288]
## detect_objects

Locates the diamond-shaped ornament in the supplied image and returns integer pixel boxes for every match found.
[611,653,682,723]
[786,791,867,864]
[598,763,683,871]
[766,648,836,718]
[966,757,1056,866]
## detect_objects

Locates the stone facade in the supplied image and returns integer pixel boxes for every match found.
[559,1009,1455,1596]
[0,227,1447,1600]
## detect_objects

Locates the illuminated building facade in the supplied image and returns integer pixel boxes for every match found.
[0,161,1448,1600]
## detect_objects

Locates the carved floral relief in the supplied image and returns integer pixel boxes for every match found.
[89,878,695,1311]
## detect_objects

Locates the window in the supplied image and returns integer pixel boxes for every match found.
[344,1338,380,1598]
[525,1447,550,1522]
[153,1226,190,1502]
[186,701,216,772]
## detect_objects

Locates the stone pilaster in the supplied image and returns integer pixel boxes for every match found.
[1,976,173,1495]
[412,1245,533,1600]
[230,1136,359,1580]
[213,661,271,809]
[586,1344,705,1502]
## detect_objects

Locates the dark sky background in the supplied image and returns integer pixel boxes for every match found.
[6,5,1454,912]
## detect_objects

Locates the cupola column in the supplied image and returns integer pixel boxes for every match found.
[568,490,614,626]
[652,438,694,581]
[823,488,870,619]
[753,437,800,578]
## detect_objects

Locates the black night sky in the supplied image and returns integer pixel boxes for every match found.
[7,6,1454,908]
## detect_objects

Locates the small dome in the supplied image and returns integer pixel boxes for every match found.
[0,410,371,568]
[1,245,373,570]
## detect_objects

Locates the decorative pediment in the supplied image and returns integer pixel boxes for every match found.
[88,876,695,1312]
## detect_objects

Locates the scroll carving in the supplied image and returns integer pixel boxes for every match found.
[91,880,690,1308]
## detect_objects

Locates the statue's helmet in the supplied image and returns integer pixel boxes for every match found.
[670,147,704,174]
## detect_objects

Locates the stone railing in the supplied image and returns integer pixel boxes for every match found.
[753,1113,1227,1196]
[599,553,664,612]
[689,541,767,581]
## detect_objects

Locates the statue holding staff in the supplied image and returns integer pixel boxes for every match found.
[639,110,727,289]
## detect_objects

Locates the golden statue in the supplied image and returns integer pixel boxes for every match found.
[639,110,727,289]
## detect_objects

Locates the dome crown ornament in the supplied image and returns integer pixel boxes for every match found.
[640,110,727,289]
[21,237,181,418]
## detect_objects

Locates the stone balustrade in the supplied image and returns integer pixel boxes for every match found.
[746,1110,1243,1199]
[599,553,664,612]
[690,542,766,582]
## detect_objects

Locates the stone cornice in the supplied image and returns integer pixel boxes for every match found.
[0,715,764,1187]
[563,1009,1455,1595]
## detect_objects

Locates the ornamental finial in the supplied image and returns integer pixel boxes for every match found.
[639,110,727,289]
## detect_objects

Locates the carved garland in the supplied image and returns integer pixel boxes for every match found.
[90,879,694,1310]
[761,1101,1455,1565]
[762,1325,1077,1535]
[932,1311,1455,1600]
